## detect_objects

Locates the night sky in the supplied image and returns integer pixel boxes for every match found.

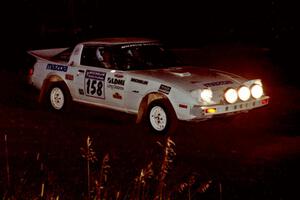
[1,0,299,69]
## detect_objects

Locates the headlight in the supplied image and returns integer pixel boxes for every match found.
[191,88,213,104]
[251,84,263,99]
[200,89,213,103]
[238,86,251,101]
[224,88,238,104]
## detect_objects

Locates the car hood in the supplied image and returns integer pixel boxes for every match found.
[129,66,247,91]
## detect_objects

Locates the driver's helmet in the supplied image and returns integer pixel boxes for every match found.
[96,47,104,62]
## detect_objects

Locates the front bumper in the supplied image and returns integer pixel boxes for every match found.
[190,96,270,120]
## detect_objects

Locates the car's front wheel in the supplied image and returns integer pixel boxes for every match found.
[146,100,178,134]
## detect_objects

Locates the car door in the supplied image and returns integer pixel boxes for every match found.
[72,45,127,111]
[70,45,108,107]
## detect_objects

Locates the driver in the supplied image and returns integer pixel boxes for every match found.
[96,48,112,69]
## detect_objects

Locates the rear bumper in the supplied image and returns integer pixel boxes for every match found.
[189,96,270,121]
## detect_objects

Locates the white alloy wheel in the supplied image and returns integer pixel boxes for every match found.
[50,87,65,110]
[149,105,167,132]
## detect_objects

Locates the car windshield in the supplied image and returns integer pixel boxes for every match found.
[113,44,183,71]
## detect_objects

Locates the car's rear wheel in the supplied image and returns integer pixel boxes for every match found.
[146,100,178,134]
[50,87,65,110]
[46,83,71,111]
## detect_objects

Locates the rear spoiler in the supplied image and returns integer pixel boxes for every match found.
[27,48,69,60]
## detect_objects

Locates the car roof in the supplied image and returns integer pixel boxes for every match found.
[81,37,160,46]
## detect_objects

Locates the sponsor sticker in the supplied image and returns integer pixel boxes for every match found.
[108,78,125,85]
[65,74,74,80]
[121,43,159,49]
[107,77,125,90]
[131,78,148,85]
[203,80,233,87]
[46,63,68,72]
[113,92,122,100]
[158,84,171,94]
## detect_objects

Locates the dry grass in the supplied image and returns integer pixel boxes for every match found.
[1,135,216,200]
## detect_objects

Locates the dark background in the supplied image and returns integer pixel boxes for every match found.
[1,0,299,75]
[1,1,300,199]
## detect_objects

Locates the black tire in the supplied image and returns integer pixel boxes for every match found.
[146,100,178,135]
[46,82,71,112]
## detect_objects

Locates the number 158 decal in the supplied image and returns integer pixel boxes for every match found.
[84,70,106,99]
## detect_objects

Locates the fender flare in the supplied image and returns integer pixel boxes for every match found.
[39,75,70,104]
[136,92,176,124]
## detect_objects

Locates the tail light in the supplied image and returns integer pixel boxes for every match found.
[28,68,34,76]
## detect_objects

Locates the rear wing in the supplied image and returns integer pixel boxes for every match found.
[27,48,69,60]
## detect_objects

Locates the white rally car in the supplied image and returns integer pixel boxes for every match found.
[28,38,270,133]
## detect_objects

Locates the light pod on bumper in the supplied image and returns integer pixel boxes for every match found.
[224,88,238,104]
[238,86,251,101]
[191,88,213,105]
[200,89,213,103]
[251,84,263,99]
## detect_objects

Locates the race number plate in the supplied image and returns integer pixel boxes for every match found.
[84,70,106,99]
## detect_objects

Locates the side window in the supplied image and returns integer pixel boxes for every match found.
[81,45,114,69]
[96,48,114,69]
[116,47,141,70]
[80,46,99,67]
